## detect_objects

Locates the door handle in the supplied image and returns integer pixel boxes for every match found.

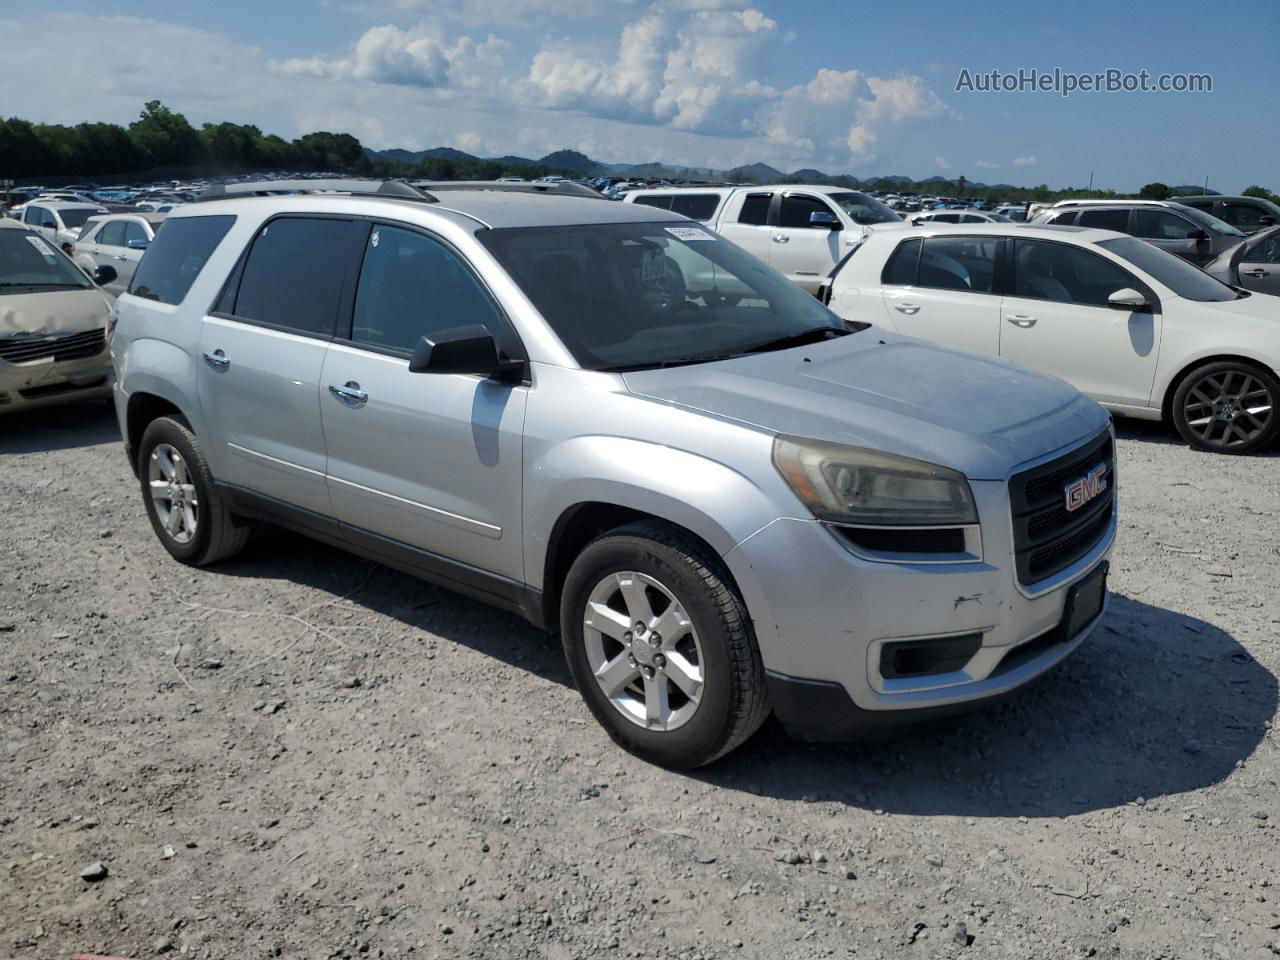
[1242,268,1269,278]
[202,350,230,370]
[328,381,368,406]
[773,233,790,243]
[1007,315,1037,328]
[893,302,920,315]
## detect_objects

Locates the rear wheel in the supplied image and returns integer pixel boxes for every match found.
[1171,361,1279,454]
[138,416,250,565]
[560,521,769,768]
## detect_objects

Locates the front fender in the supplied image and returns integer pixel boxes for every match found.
[524,434,786,656]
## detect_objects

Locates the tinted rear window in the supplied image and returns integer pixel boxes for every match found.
[632,194,673,210]
[129,215,235,305]
[737,194,771,225]
[881,238,921,284]
[670,193,720,221]
[228,217,360,337]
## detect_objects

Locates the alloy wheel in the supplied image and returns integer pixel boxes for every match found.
[582,571,705,732]
[1181,368,1274,449]
[148,442,199,544]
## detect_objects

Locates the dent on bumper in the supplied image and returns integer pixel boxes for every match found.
[723,478,1115,735]
[0,355,113,410]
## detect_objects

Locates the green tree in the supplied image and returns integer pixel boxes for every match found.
[1242,185,1276,202]
[0,118,56,177]
[128,100,202,167]
[200,122,264,168]
[1138,181,1172,200]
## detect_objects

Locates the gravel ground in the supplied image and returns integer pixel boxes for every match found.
[2,404,1277,960]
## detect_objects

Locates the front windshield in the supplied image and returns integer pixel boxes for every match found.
[0,230,92,289]
[1181,205,1245,237]
[1098,236,1239,302]
[58,208,103,229]
[479,221,847,371]
[827,192,901,225]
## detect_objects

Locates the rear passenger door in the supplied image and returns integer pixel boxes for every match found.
[769,193,844,295]
[879,235,1003,356]
[116,220,152,290]
[1236,231,1280,295]
[1000,238,1159,407]
[319,222,528,584]
[199,215,366,517]
[715,191,775,265]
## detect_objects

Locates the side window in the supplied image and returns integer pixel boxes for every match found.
[1246,234,1280,263]
[351,224,505,355]
[1077,209,1130,231]
[632,194,673,210]
[123,221,150,246]
[129,214,236,306]
[736,193,772,225]
[1014,239,1138,306]
[1132,210,1196,240]
[670,193,720,221]
[231,217,358,337]
[960,214,987,223]
[933,213,960,223]
[1045,210,1078,225]
[24,206,41,225]
[98,221,128,247]
[881,238,921,285]
[778,194,835,229]
[1217,203,1265,228]
[917,236,997,293]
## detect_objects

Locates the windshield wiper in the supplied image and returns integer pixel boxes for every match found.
[0,281,86,289]
[743,326,850,354]
[599,353,745,372]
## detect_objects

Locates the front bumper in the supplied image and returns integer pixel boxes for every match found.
[0,352,113,412]
[724,475,1115,739]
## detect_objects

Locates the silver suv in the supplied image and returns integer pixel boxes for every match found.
[112,179,1116,767]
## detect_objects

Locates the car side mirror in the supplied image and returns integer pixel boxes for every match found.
[408,324,522,381]
[809,211,840,229]
[1259,215,1276,226]
[92,264,118,287]
[1107,288,1149,312]
[1187,228,1209,241]
[127,238,149,250]
[42,220,57,230]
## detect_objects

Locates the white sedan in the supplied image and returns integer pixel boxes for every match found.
[821,223,1280,453]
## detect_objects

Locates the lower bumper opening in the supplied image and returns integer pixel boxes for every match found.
[879,633,983,680]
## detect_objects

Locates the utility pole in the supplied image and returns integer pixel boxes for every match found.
[1203,176,1209,195]
[1087,171,1094,196]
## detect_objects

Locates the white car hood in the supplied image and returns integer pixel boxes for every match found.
[0,288,113,337]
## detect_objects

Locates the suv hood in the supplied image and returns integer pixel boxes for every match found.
[622,333,1109,480]
[0,288,112,337]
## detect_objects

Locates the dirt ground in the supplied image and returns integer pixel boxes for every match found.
[2,404,1277,960]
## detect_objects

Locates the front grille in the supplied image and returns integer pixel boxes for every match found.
[1009,431,1114,585]
[19,376,108,399]
[0,328,106,365]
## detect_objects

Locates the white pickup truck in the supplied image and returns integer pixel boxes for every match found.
[623,185,907,295]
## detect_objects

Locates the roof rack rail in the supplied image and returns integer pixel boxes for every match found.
[193,179,437,203]
[409,180,606,200]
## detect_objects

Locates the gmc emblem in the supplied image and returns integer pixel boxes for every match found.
[1064,464,1108,512]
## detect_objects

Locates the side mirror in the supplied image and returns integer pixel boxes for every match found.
[92,264,118,287]
[1259,215,1276,226]
[42,220,57,230]
[809,211,840,229]
[408,324,521,380]
[127,238,149,250]
[1107,288,1149,312]
[1187,228,1209,241]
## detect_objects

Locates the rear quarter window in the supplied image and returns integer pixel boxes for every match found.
[128,215,236,305]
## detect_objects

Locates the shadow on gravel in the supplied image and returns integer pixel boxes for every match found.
[1113,415,1280,456]
[216,529,573,688]
[0,401,120,454]
[697,592,1277,817]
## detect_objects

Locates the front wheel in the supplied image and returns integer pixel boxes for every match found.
[559,521,770,768]
[1171,361,1280,454]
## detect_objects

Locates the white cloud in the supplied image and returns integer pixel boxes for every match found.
[934,156,951,170]
[1013,155,1038,166]
[975,159,998,169]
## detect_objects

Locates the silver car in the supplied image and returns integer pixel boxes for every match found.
[72,212,166,294]
[111,179,1116,767]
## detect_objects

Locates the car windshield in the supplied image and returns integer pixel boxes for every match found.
[479,221,848,371]
[1181,205,1245,237]
[1098,236,1239,302]
[58,208,103,229]
[0,230,92,289]
[827,192,901,225]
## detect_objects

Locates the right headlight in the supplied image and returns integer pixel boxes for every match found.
[772,435,977,526]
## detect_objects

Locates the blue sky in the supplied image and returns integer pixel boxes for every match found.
[2,0,1277,191]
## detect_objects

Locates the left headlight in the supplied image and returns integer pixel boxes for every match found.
[772,435,977,526]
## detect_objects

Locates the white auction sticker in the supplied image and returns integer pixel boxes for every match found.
[26,235,56,257]
[665,226,715,241]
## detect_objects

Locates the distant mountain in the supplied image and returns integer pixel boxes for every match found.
[790,168,833,181]
[727,162,784,182]
[537,150,608,175]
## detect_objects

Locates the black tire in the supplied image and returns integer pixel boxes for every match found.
[137,416,250,565]
[559,520,769,768]
[1170,360,1280,454]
